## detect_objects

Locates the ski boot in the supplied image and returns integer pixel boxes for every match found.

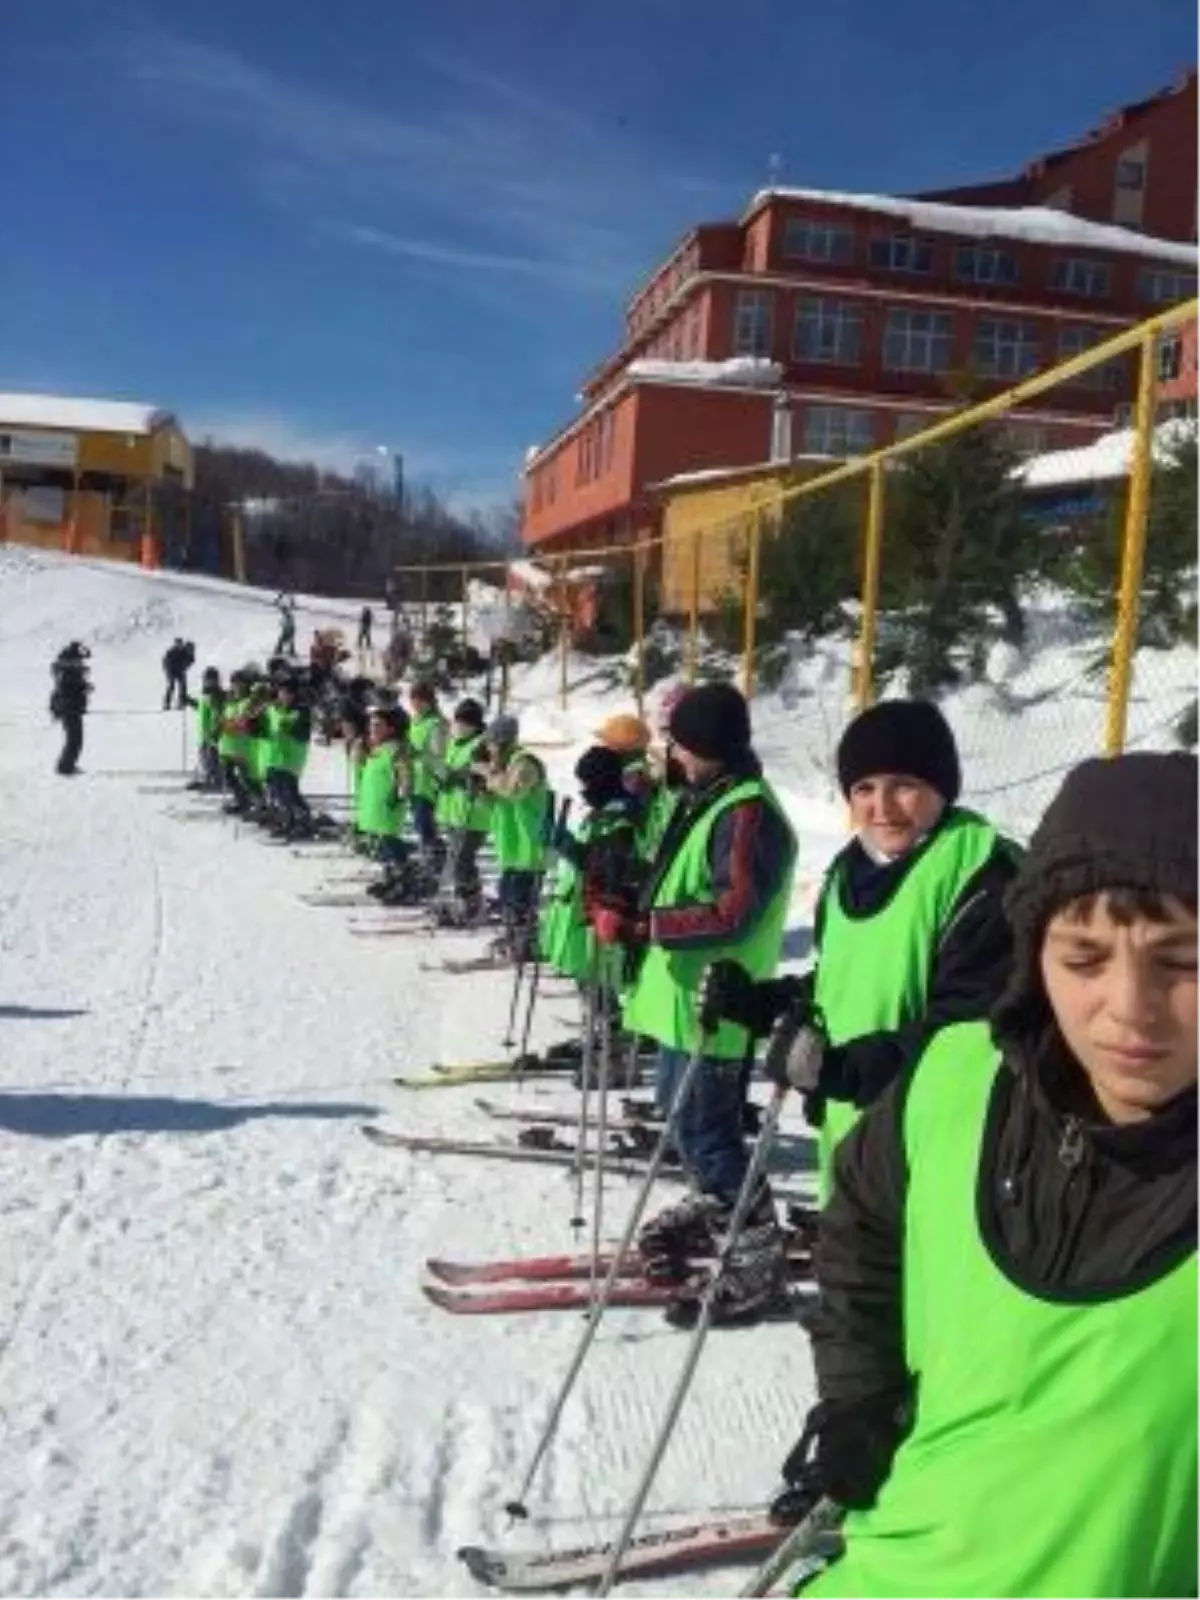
[665,1186,788,1329]
[638,1189,727,1263]
[785,1200,820,1254]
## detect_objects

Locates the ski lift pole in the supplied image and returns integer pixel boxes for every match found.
[597,1088,788,1595]
[571,968,597,1236]
[739,1497,844,1597]
[588,976,614,1296]
[505,1023,715,1521]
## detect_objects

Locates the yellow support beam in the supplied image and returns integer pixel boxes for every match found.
[633,544,647,717]
[856,462,886,711]
[742,507,763,699]
[1104,330,1160,755]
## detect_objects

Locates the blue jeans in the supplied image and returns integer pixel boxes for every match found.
[655,1047,749,1202]
[411,795,440,852]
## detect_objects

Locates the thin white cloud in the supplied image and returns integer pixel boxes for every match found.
[114,27,734,300]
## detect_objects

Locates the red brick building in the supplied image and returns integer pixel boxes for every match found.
[523,73,1197,554]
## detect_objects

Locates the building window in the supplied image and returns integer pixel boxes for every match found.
[883,307,953,373]
[802,404,874,457]
[895,410,936,442]
[973,318,1041,379]
[1160,397,1198,422]
[870,235,933,273]
[956,243,1017,285]
[782,218,855,264]
[1139,267,1198,304]
[1158,332,1183,384]
[733,289,774,356]
[793,298,864,365]
[1058,324,1119,388]
[1115,157,1146,190]
[1051,258,1111,297]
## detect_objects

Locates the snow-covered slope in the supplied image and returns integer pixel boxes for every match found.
[0,547,1191,1596]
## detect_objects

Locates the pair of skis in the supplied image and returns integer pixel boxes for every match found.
[361,1124,679,1185]
[420,1236,812,1316]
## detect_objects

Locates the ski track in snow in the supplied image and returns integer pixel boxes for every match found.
[0,547,1191,1596]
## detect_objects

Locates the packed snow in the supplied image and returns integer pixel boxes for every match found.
[1019,416,1196,489]
[0,546,1192,1596]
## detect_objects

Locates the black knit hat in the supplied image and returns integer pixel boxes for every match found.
[994,752,1198,1046]
[575,744,627,806]
[668,683,751,763]
[453,698,485,731]
[836,699,961,802]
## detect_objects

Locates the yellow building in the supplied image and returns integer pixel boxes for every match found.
[652,457,829,614]
[0,393,192,567]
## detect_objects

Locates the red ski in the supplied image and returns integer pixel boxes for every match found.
[422,1278,685,1315]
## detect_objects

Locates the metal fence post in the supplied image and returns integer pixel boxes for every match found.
[559,555,570,711]
[857,461,886,711]
[1104,331,1159,756]
[741,508,762,699]
[687,525,701,683]
[460,565,470,690]
[633,543,646,718]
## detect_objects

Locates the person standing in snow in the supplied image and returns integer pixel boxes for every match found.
[274,594,297,656]
[774,752,1196,1597]
[50,642,92,776]
[475,714,549,963]
[707,700,1020,1202]
[432,698,492,925]
[192,667,225,790]
[407,680,448,875]
[161,637,196,709]
[357,606,374,652]
[593,682,797,1323]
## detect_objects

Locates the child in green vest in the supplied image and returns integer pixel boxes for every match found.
[262,672,312,837]
[593,682,798,1324]
[357,705,417,902]
[433,697,491,925]
[477,714,549,963]
[192,667,224,791]
[408,680,448,872]
[770,751,1197,1598]
[218,668,257,815]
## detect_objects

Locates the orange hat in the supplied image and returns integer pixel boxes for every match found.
[594,712,651,754]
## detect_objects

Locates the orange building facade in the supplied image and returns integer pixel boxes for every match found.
[523,71,1197,554]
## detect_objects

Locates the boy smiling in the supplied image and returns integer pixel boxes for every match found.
[779,750,1197,1598]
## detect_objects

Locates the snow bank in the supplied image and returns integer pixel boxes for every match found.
[1019,417,1196,489]
[625,356,782,388]
[0,392,172,434]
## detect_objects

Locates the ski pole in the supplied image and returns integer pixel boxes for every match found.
[502,933,528,1051]
[570,970,597,1235]
[505,1027,712,1521]
[589,977,614,1298]
[739,1497,844,1597]
[597,1087,788,1596]
[511,795,571,1062]
[180,703,189,776]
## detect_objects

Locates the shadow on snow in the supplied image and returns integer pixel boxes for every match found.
[0,1093,380,1139]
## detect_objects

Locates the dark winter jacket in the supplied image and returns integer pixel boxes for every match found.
[810,827,1019,1111]
[809,1016,1198,1450]
[50,665,91,719]
[163,643,195,677]
[637,750,794,950]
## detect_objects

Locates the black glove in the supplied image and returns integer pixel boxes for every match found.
[774,1389,913,1517]
[700,963,812,1038]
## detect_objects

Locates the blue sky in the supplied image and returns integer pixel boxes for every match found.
[3,0,1194,511]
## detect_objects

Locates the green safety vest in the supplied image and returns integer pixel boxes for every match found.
[539,807,633,988]
[490,749,548,870]
[197,693,220,745]
[263,705,309,776]
[356,740,405,838]
[807,1020,1198,1600]
[217,695,252,764]
[248,712,271,785]
[623,778,796,1061]
[815,809,1010,1184]
[436,732,491,833]
[409,709,447,803]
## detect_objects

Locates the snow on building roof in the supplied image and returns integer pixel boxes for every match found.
[624,356,782,387]
[0,393,176,436]
[743,188,1200,265]
[1018,417,1195,489]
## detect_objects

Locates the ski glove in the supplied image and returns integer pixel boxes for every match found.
[776,1388,914,1515]
[763,1013,826,1093]
[699,962,814,1038]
